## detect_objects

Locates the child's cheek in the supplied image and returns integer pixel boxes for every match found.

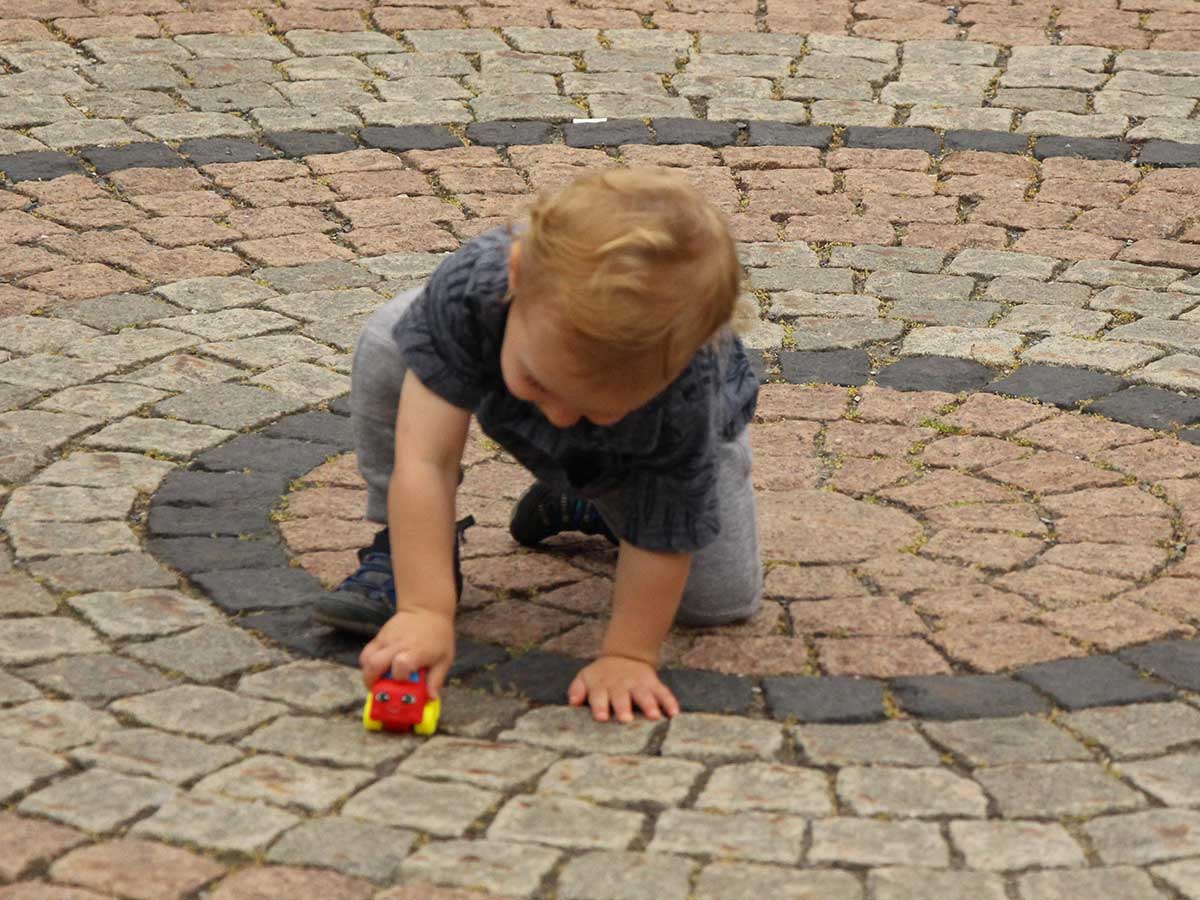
[498,345,526,403]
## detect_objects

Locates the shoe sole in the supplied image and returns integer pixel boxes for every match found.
[508,497,543,547]
[311,608,386,637]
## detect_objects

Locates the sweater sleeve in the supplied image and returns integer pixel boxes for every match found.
[610,363,724,554]
[391,232,509,411]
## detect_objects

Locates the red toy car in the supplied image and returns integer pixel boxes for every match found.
[362,669,440,735]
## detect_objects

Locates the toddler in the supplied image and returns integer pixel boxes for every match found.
[314,168,763,723]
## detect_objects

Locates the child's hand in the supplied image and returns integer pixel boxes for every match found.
[568,655,680,724]
[360,608,455,698]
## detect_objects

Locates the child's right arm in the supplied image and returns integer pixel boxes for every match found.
[359,372,470,698]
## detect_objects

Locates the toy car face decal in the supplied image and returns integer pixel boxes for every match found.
[363,669,440,736]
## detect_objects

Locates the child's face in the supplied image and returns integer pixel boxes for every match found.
[501,295,668,430]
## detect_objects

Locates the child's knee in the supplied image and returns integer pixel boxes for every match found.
[675,585,762,628]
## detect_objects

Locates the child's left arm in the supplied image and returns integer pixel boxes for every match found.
[568,542,689,723]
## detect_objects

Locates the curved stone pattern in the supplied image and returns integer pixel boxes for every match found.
[230,377,1200,724]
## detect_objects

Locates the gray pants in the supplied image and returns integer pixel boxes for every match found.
[351,288,764,627]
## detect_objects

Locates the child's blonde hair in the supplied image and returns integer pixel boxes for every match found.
[513,167,741,382]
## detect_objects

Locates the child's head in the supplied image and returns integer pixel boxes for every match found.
[503,167,741,429]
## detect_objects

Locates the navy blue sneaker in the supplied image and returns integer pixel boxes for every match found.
[509,482,617,547]
[313,516,474,636]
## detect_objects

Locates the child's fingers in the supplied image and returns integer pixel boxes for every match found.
[654,681,681,717]
[359,644,392,688]
[427,658,452,699]
[588,686,612,722]
[387,650,418,682]
[358,639,382,683]
[361,643,415,688]
[567,676,587,707]
[630,685,663,721]
[610,690,636,725]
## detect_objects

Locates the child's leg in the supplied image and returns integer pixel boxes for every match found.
[314,288,425,635]
[350,287,422,523]
[593,430,763,626]
[679,429,762,625]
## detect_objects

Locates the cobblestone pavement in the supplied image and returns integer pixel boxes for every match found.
[9,0,1200,898]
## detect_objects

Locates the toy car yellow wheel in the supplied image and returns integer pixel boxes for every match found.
[414,697,440,736]
[362,694,382,732]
